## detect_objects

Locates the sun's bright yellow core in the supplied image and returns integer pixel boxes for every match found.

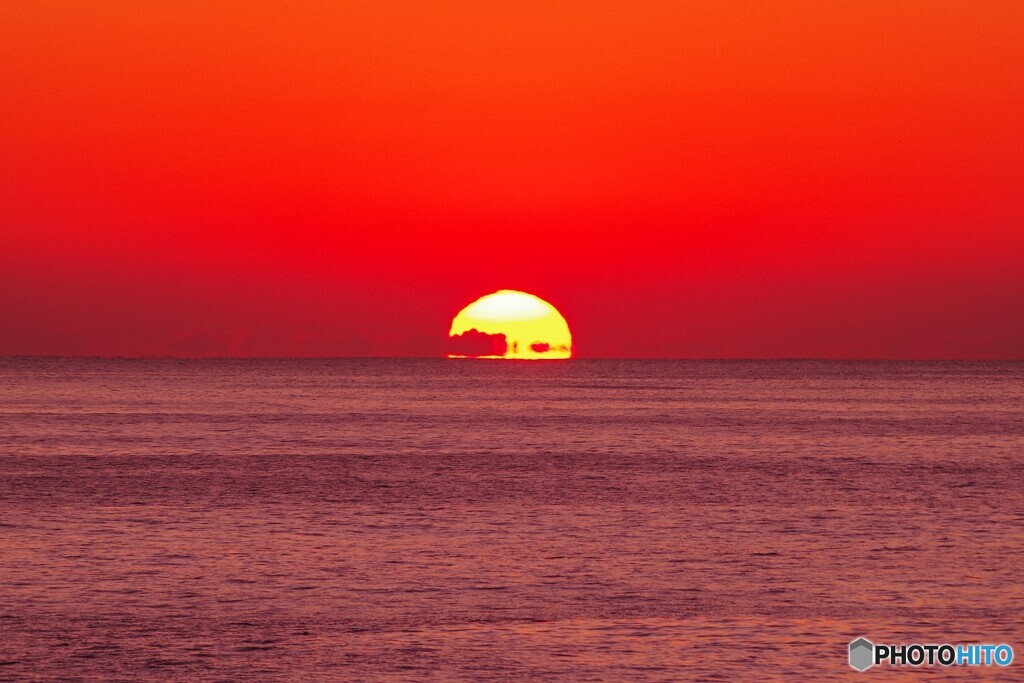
[449,290,572,359]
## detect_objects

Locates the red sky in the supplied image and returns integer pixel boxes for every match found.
[2,1,1022,358]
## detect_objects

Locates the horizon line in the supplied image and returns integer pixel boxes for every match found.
[2,355,1022,362]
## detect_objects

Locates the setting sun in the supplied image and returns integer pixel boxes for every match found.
[449,290,572,359]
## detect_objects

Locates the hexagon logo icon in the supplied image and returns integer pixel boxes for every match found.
[849,637,874,671]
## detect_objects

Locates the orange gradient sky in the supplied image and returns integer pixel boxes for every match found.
[1,1,1022,358]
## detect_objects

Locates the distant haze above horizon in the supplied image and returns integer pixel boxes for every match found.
[2,2,1022,359]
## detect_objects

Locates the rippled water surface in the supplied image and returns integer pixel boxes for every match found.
[1,358,1023,681]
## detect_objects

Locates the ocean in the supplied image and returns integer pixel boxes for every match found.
[1,358,1022,680]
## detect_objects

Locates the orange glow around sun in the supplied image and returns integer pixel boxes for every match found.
[449,290,572,360]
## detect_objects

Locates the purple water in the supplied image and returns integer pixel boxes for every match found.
[1,358,1022,680]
